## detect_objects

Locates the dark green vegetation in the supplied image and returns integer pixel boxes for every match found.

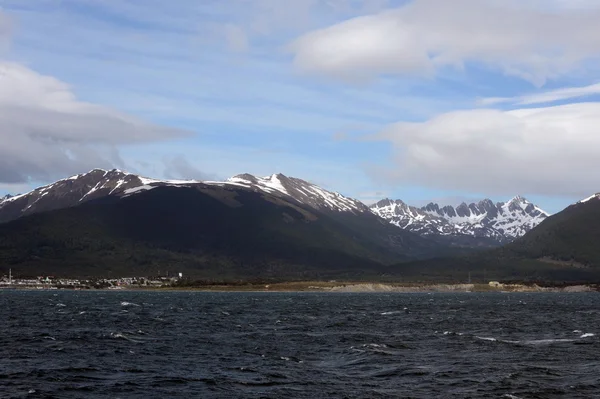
[397,199,600,283]
[0,185,449,280]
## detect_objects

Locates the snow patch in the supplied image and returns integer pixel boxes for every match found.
[579,193,600,204]
[123,185,156,195]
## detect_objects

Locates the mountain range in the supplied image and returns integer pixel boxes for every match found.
[370,196,548,247]
[0,169,546,246]
[0,169,440,279]
[2,168,595,282]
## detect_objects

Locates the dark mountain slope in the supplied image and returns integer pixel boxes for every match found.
[504,198,600,266]
[391,197,600,283]
[0,184,437,279]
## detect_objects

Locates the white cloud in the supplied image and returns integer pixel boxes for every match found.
[480,83,600,106]
[289,0,600,85]
[0,62,189,183]
[375,102,600,196]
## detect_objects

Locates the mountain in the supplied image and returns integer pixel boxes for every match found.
[504,193,600,269]
[0,169,374,224]
[370,196,548,247]
[393,193,600,283]
[0,169,203,224]
[0,170,450,279]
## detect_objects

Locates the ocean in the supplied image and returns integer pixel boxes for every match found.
[1,290,599,398]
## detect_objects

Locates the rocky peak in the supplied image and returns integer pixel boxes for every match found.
[0,169,162,224]
[423,202,440,213]
[373,198,397,208]
[229,173,260,185]
[440,205,457,217]
[371,195,549,244]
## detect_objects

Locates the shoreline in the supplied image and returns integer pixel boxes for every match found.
[2,282,598,293]
[157,282,599,293]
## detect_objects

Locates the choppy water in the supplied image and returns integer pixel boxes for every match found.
[1,291,600,398]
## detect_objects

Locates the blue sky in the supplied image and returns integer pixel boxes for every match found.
[2,0,600,213]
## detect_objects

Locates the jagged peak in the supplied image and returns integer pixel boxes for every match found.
[507,195,529,204]
[370,198,407,208]
[267,172,287,180]
[229,173,257,182]
[62,168,132,181]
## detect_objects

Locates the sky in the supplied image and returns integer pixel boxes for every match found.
[2,0,600,214]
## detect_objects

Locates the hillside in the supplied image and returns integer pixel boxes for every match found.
[394,196,600,283]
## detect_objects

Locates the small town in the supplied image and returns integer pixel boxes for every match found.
[0,269,182,289]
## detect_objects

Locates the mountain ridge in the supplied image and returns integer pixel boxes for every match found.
[0,169,548,249]
[370,195,548,246]
[0,169,373,224]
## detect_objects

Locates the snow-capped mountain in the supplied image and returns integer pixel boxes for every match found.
[370,196,549,244]
[223,173,370,214]
[0,169,204,223]
[0,169,370,224]
[0,168,548,248]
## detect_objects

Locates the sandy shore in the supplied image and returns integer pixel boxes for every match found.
[164,282,598,293]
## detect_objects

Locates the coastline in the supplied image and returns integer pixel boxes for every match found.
[157,281,599,293]
[3,281,598,293]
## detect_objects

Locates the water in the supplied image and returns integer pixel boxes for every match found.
[1,291,599,398]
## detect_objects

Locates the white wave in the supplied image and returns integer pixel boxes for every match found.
[475,336,497,342]
[475,336,575,345]
[110,332,143,343]
[581,333,595,338]
[518,339,575,345]
[120,301,140,307]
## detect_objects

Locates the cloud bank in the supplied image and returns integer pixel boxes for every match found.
[289,0,600,85]
[376,102,600,196]
[0,62,189,183]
